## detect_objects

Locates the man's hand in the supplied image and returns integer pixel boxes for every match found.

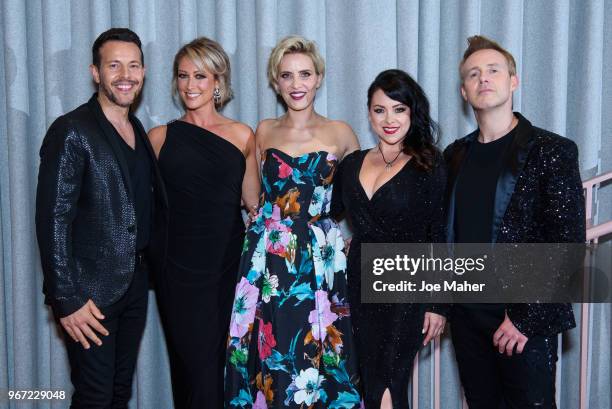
[59,300,109,349]
[422,312,446,346]
[493,312,528,356]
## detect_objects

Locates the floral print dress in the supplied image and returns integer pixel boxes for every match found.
[225,148,361,408]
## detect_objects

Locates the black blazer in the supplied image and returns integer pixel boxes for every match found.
[36,94,168,318]
[444,112,585,337]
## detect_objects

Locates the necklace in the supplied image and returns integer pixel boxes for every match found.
[378,143,403,171]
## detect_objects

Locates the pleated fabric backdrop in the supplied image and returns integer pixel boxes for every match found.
[1,1,610,408]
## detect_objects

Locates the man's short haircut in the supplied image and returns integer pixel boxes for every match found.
[267,35,325,91]
[92,28,143,68]
[459,35,516,81]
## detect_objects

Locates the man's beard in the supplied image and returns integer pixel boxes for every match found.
[99,78,141,108]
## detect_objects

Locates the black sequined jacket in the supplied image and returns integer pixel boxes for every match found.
[444,112,585,337]
[36,94,168,318]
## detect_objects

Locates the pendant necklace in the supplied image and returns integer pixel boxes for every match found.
[378,143,403,171]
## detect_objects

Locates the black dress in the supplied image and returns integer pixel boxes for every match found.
[331,149,447,409]
[155,120,246,409]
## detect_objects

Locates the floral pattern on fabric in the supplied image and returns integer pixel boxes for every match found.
[226,149,361,408]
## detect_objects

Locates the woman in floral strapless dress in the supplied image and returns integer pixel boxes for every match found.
[225,36,362,408]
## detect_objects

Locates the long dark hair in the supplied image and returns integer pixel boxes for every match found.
[367,69,440,171]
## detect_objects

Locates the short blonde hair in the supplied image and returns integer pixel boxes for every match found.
[172,37,232,107]
[459,35,517,82]
[267,35,325,91]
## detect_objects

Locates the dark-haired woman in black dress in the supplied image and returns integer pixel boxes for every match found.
[332,69,448,409]
[148,37,259,409]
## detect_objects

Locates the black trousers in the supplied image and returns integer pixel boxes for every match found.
[62,258,149,409]
[451,305,558,409]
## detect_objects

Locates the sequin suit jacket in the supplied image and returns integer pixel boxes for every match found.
[444,112,585,337]
[36,94,168,318]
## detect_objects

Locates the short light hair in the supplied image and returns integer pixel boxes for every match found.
[267,35,325,91]
[172,37,232,107]
[459,35,517,82]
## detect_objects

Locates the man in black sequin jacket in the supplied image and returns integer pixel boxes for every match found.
[35,29,167,408]
[444,35,585,409]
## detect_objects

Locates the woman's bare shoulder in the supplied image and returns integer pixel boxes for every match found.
[147,125,168,157]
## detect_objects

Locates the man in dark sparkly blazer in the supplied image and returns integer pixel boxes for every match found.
[35,28,167,408]
[444,35,585,408]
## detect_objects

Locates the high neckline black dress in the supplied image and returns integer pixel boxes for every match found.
[155,120,246,409]
[331,149,448,409]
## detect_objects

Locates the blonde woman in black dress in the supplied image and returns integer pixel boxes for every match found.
[148,37,259,409]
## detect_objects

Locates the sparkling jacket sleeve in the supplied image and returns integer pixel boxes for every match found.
[506,137,585,337]
[35,118,87,317]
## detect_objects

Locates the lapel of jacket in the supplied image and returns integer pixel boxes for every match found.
[87,94,134,202]
[446,130,478,243]
[491,113,535,243]
[131,115,169,208]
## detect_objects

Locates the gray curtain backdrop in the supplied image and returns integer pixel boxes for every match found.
[1,0,611,408]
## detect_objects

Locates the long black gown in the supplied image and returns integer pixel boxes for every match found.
[155,120,246,409]
[331,149,448,409]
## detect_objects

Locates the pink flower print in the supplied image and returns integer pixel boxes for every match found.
[308,290,338,341]
[229,277,259,338]
[258,319,277,361]
[264,204,283,226]
[272,153,293,179]
[253,391,268,409]
[265,205,292,256]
